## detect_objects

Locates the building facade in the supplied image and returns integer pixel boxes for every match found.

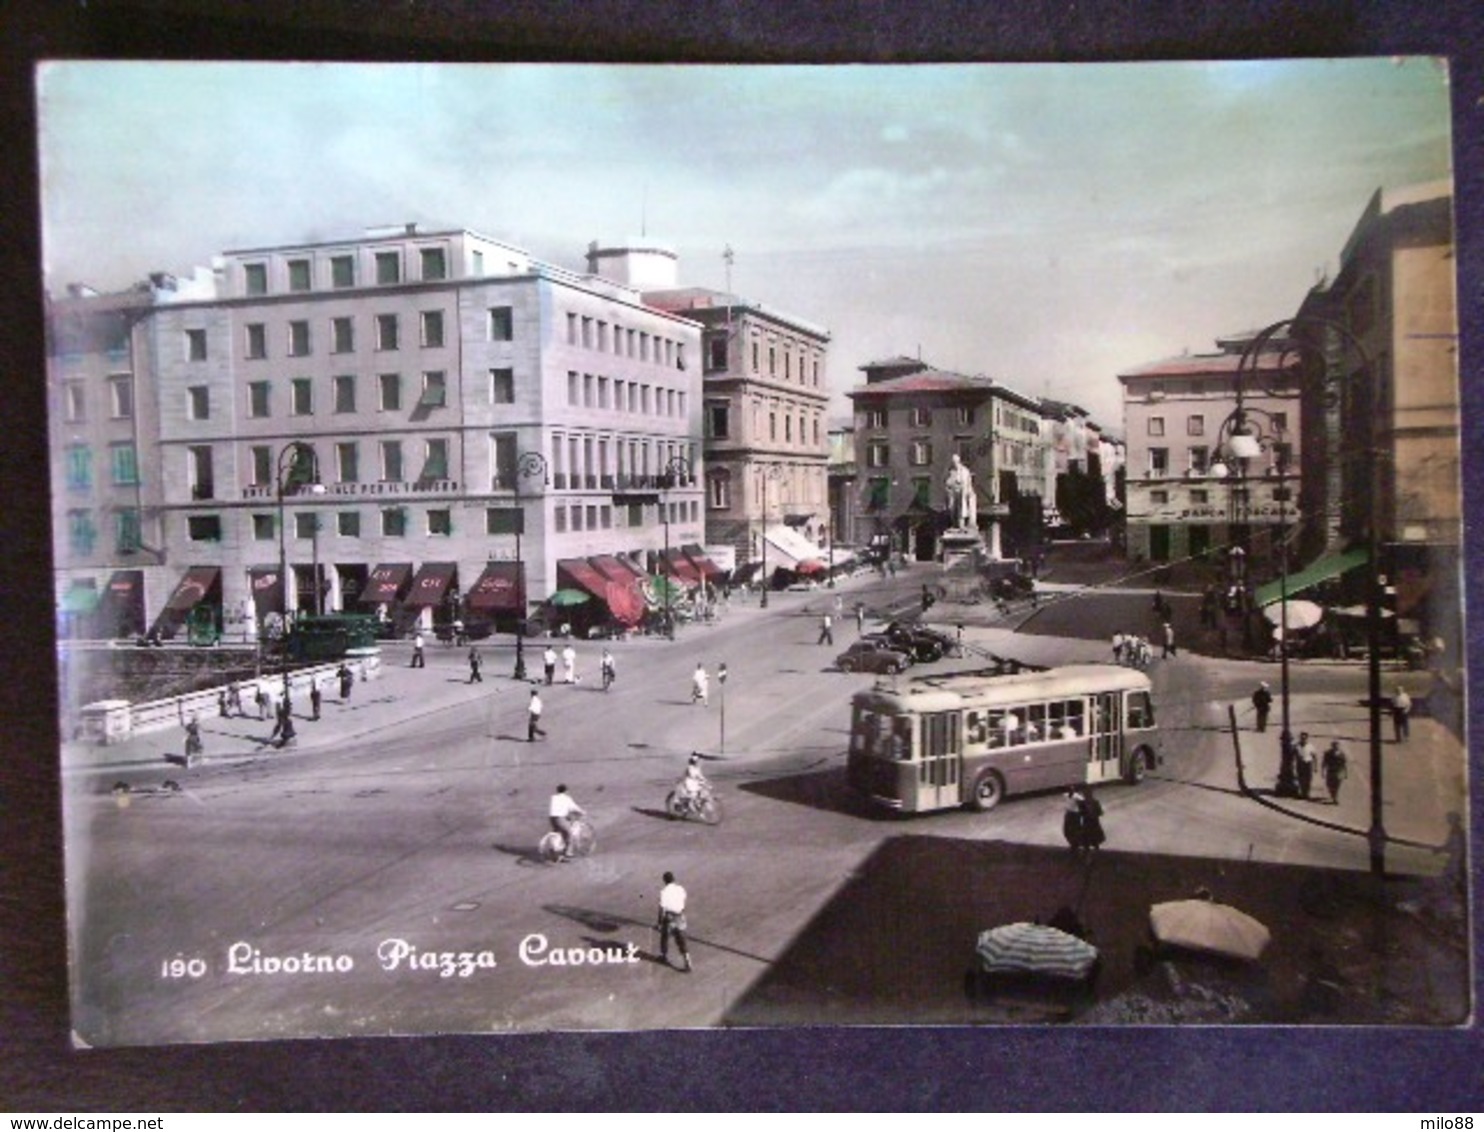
[1118,338,1302,566]
[635,273,832,570]
[848,359,1048,561]
[50,225,705,638]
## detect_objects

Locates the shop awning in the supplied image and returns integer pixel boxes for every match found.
[795,559,826,575]
[163,566,220,612]
[681,544,723,580]
[662,549,703,584]
[590,555,639,583]
[61,583,101,613]
[762,524,824,570]
[405,561,458,607]
[557,558,613,600]
[466,562,524,613]
[364,563,412,604]
[248,565,285,617]
[1254,549,1370,608]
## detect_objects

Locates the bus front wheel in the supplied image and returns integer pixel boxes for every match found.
[968,769,1005,813]
[1125,747,1150,785]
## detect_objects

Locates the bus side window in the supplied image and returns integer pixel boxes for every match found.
[1128,691,1154,729]
[890,716,912,760]
[1002,707,1026,747]
[1026,703,1046,743]
[964,710,988,746]
[1054,699,1083,739]
[985,709,1007,749]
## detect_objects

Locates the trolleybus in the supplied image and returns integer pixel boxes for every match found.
[846,664,1161,813]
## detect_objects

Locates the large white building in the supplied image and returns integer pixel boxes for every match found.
[49,224,706,638]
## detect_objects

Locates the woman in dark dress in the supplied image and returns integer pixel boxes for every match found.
[1078,785,1106,854]
[1062,787,1085,854]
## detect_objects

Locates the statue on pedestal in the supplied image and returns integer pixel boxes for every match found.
[945,453,977,530]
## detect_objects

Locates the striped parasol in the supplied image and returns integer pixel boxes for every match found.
[975,922,1099,980]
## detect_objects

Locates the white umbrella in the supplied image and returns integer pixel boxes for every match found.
[1149,898,1271,962]
[1263,600,1325,631]
[976,922,1099,980]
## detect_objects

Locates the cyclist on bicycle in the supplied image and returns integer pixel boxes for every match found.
[678,754,710,802]
[548,784,586,861]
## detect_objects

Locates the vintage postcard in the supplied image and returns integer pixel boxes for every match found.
[40,60,1467,1046]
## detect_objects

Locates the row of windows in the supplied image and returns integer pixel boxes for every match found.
[862,406,975,430]
[566,371,687,418]
[238,245,453,297]
[566,312,687,372]
[745,330,823,389]
[65,508,140,556]
[1145,486,1285,507]
[1145,412,1288,438]
[1142,444,1292,477]
[234,369,516,420]
[60,375,134,422]
[186,307,514,363]
[64,443,138,491]
[547,433,697,492]
[170,497,700,547]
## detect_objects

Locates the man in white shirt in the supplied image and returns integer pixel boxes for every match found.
[561,643,578,684]
[656,871,692,971]
[691,663,709,706]
[527,690,546,742]
[548,784,584,861]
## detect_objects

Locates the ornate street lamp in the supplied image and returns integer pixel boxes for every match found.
[757,463,786,608]
[661,456,693,639]
[1211,406,1294,792]
[276,441,325,625]
[512,451,548,681]
[1232,316,1386,875]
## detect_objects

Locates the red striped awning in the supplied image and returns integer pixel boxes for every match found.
[662,550,703,584]
[466,562,524,613]
[404,562,457,607]
[163,567,220,612]
[681,544,723,580]
[365,563,412,604]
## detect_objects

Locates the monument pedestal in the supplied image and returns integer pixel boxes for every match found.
[940,527,984,570]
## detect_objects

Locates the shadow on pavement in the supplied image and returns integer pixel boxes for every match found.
[721,835,1469,1027]
[737,765,884,820]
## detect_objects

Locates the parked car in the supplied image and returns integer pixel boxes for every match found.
[836,639,913,675]
[880,621,952,662]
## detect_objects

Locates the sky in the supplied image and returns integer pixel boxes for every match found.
[36,59,1454,430]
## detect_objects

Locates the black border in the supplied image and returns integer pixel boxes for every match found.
[3,1,1480,1111]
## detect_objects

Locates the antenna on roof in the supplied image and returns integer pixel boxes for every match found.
[723,244,735,336]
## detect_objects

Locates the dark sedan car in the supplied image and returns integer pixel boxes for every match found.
[879,621,953,662]
[835,639,913,674]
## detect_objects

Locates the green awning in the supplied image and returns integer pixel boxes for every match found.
[1254,548,1369,608]
[61,584,101,612]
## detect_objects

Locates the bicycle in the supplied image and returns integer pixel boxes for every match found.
[537,816,596,863]
[665,785,723,825]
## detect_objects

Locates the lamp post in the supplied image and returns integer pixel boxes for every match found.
[718,661,728,753]
[276,441,325,627]
[1233,316,1385,875]
[661,456,693,640]
[1212,406,1293,793]
[758,463,785,608]
[512,451,548,681]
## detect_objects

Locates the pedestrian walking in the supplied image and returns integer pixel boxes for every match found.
[1251,682,1272,732]
[1161,620,1177,659]
[1391,686,1412,742]
[271,699,296,748]
[600,648,616,691]
[309,681,322,721]
[1321,741,1348,805]
[1112,632,1125,666]
[543,645,557,686]
[1062,786,1085,856]
[467,645,483,683]
[855,602,866,635]
[227,682,243,717]
[691,663,709,706]
[527,689,546,742]
[1078,785,1106,855]
[453,618,466,647]
[255,682,271,720]
[181,710,203,763]
[411,630,426,668]
[561,643,578,684]
[1295,731,1318,799]
[818,612,834,646]
[337,663,354,700]
[656,871,693,972]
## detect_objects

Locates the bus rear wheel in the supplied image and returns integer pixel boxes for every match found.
[1125,747,1150,785]
[968,769,1005,812]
